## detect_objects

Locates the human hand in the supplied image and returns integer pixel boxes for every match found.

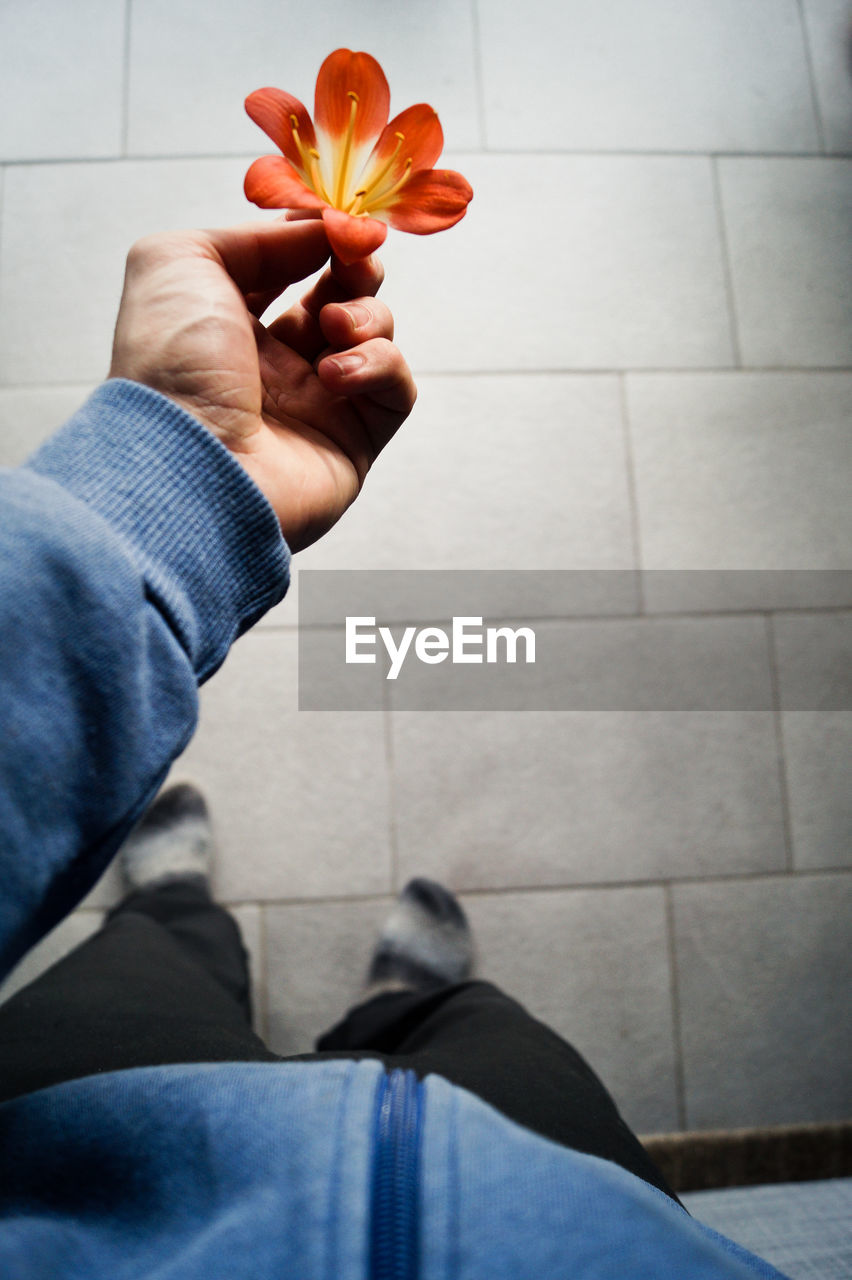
[109,219,416,551]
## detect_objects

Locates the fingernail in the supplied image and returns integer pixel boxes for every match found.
[328,353,366,375]
[343,302,372,330]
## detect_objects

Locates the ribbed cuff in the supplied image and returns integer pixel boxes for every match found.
[25,380,290,679]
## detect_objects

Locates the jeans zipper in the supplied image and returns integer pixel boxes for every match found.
[369,1068,424,1280]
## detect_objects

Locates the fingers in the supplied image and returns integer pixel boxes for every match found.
[265,253,385,358]
[319,296,394,347]
[328,252,385,299]
[195,218,331,297]
[317,337,417,453]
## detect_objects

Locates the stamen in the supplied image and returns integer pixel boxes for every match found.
[307,147,332,204]
[289,113,311,176]
[357,132,406,210]
[367,157,414,212]
[334,90,360,209]
[346,189,368,217]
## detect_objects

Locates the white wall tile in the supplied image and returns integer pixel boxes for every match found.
[292,375,634,573]
[774,611,852,871]
[0,0,125,161]
[376,154,733,371]
[0,152,735,385]
[774,611,852,711]
[673,875,852,1128]
[802,0,852,153]
[461,887,679,1133]
[718,157,852,367]
[171,631,393,902]
[782,711,852,870]
[0,158,256,384]
[127,0,480,155]
[478,0,818,153]
[627,373,852,576]
[391,710,786,890]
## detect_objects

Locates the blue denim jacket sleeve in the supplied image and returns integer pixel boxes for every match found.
[0,379,290,978]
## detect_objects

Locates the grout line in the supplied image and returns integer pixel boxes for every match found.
[217,866,851,909]
[709,157,743,368]
[3,367,852,391]
[617,374,645,608]
[0,165,6,287]
[765,615,796,872]
[284,605,852,633]
[5,149,850,167]
[664,885,688,1129]
[469,0,488,151]
[120,0,133,157]
[382,681,400,894]
[797,0,828,153]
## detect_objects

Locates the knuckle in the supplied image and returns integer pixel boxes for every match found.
[125,230,197,274]
[125,235,159,271]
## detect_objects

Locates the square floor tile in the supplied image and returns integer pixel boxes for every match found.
[0,909,103,1005]
[378,615,773,712]
[626,374,852,586]
[171,631,393,901]
[263,897,390,1056]
[260,371,636,627]
[782,711,852,870]
[0,158,254,385]
[0,1,124,161]
[127,0,480,155]
[289,375,634,573]
[376,154,733,372]
[773,611,852,711]
[802,0,852,153]
[459,886,679,1133]
[0,386,95,466]
[673,874,852,1128]
[479,0,818,153]
[391,710,786,890]
[718,158,852,367]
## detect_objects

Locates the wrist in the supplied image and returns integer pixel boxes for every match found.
[25,380,290,678]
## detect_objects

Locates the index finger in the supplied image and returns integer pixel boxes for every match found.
[198,218,331,298]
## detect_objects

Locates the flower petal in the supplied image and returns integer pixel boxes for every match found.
[245,88,316,170]
[314,49,390,145]
[374,104,444,175]
[321,207,387,264]
[384,169,474,234]
[244,156,325,211]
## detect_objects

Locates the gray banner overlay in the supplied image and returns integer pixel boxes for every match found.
[297,571,852,711]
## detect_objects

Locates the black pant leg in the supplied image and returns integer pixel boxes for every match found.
[317,979,679,1204]
[0,883,276,1105]
[109,879,253,1020]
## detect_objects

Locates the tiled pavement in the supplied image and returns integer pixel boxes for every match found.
[1,1,851,1137]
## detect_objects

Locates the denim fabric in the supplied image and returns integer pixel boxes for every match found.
[0,382,789,1278]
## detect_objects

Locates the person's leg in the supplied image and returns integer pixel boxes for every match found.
[116,876,253,1019]
[0,786,277,1105]
[317,879,680,1204]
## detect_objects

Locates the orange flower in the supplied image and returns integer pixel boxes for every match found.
[244,49,473,264]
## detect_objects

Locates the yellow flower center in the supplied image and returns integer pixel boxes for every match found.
[289,94,414,216]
